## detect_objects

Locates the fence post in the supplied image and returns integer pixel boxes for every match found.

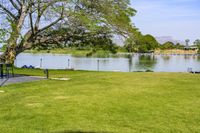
[68,59,70,68]
[15,59,17,68]
[40,58,43,68]
[44,69,49,79]
[97,59,100,71]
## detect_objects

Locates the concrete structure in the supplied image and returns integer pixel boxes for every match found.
[184,46,198,50]
[0,75,45,86]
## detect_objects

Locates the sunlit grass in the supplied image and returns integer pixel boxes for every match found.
[0,69,200,133]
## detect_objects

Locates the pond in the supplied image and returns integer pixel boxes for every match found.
[14,53,200,72]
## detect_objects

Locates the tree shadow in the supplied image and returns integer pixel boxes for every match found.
[52,130,112,133]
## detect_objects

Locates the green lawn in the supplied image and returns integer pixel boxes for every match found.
[0,69,200,133]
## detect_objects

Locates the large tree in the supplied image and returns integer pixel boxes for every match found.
[125,34,159,53]
[0,0,137,63]
[194,39,200,52]
[160,41,175,50]
[194,39,200,46]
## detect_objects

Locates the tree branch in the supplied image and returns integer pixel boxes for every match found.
[16,0,22,6]
[9,0,20,11]
[37,17,62,34]
[34,0,66,32]
[29,13,34,34]
[34,0,41,31]
[36,5,64,34]
[28,0,34,34]
[0,3,17,20]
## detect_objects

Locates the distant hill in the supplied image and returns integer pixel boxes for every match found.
[155,36,185,45]
[112,36,186,46]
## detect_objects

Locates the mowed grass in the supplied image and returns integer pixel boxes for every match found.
[0,69,200,133]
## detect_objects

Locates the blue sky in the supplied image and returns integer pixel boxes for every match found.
[131,0,200,43]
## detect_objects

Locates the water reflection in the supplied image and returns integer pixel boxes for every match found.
[161,55,171,61]
[128,54,133,72]
[133,54,157,71]
[197,56,200,61]
[184,55,191,60]
[15,53,200,72]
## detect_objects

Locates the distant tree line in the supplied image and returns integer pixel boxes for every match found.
[159,42,184,50]
[194,39,200,52]
[124,34,159,53]
[124,33,200,53]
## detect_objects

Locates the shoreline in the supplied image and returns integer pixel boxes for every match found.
[24,49,198,56]
[22,51,200,56]
[1,49,199,57]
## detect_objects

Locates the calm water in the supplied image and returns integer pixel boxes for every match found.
[14,53,200,72]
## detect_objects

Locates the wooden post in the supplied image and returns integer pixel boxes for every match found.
[44,69,49,79]
[97,59,100,71]
[68,59,70,68]
[40,58,42,68]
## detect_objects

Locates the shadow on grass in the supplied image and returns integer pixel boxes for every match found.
[52,130,112,133]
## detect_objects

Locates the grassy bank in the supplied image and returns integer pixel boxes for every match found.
[24,48,91,56]
[0,69,200,133]
[24,48,115,57]
[24,48,199,57]
[155,49,198,54]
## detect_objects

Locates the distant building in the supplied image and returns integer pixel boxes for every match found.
[184,45,198,50]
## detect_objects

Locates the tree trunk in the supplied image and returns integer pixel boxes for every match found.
[0,5,28,63]
[0,45,26,63]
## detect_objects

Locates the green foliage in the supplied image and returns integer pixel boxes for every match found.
[38,25,119,54]
[125,34,159,53]
[124,37,137,52]
[159,42,185,50]
[194,39,200,45]
[174,43,185,49]
[137,35,159,53]
[1,0,138,62]
[160,42,175,50]
[194,39,200,52]
[0,27,6,43]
